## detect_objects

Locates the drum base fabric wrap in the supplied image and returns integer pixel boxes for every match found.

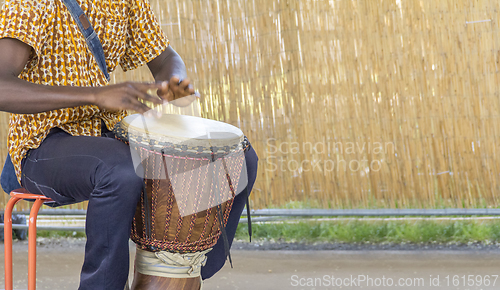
[135,248,211,278]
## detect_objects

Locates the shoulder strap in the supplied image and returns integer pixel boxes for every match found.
[61,0,110,81]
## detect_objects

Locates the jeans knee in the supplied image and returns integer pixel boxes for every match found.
[95,162,143,205]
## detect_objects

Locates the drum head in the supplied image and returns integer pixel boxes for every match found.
[117,114,244,149]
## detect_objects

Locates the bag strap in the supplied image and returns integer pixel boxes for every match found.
[61,0,110,81]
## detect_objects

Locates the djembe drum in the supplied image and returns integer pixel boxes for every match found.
[114,114,248,290]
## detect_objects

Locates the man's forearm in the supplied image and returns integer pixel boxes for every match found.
[0,76,95,114]
[145,45,197,106]
[147,45,187,82]
[0,38,96,114]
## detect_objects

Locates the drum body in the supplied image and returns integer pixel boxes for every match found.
[114,114,248,289]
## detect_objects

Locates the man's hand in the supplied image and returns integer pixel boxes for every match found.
[156,76,199,107]
[147,47,199,108]
[91,82,165,114]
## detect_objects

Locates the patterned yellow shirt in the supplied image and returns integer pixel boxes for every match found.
[0,0,168,182]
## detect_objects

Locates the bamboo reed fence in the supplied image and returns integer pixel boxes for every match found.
[1,0,500,211]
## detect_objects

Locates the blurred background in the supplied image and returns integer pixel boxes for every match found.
[3,1,500,289]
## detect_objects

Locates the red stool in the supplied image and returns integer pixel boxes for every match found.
[4,188,54,290]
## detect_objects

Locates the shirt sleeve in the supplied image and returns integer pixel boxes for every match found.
[0,0,52,58]
[120,0,169,71]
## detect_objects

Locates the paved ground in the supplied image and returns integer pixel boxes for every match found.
[0,239,500,289]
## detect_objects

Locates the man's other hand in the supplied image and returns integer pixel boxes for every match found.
[157,76,199,107]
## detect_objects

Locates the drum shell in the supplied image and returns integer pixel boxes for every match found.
[112,114,248,253]
[131,145,244,253]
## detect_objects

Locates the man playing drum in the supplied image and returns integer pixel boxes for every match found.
[0,0,258,289]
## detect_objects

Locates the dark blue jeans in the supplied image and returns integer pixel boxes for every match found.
[20,127,258,290]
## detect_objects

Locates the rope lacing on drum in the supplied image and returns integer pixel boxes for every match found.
[132,115,246,262]
[141,115,158,252]
[211,146,233,268]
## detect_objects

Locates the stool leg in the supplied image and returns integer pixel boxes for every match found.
[4,196,21,290]
[28,198,44,290]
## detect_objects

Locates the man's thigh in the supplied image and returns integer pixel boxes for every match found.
[21,129,135,205]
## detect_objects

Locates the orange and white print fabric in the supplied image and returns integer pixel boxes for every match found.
[0,0,168,182]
